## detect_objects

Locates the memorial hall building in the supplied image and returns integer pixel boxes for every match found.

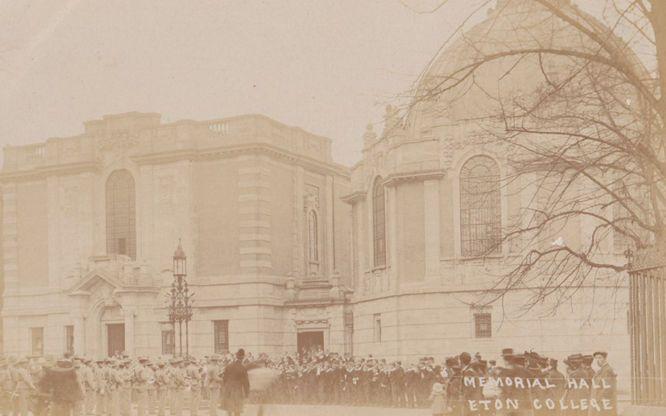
[0,0,631,390]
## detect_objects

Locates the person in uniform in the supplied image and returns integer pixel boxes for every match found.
[133,357,151,416]
[592,352,617,416]
[204,355,223,416]
[117,360,132,416]
[222,349,249,416]
[94,359,109,416]
[185,357,202,416]
[167,358,186,416]
[107,360,122,416]
[153,360,169,416]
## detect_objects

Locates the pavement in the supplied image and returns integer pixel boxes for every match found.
[238,404,430,415]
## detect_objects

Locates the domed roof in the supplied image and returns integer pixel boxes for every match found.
[408,0,641,123]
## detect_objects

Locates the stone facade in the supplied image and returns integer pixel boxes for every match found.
[0,0,632,395]
[0,112,352,358]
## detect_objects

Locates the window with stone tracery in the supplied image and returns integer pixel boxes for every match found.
[460,156,501,257]
[106,169,136,259]
[373,177,386,267]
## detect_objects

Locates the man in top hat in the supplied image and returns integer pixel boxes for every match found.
[542,358,566,405]
[41,358,84,416]
[498,352,532,416]
[563,354,589,415]
[592,352,617,416]
[222,349,249,416]
[459,352,483,416]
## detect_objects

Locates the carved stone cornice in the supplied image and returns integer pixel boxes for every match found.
[131,143,350,178]
[383,169,445,187]
[0,161,100,183]
[340,190,366,204]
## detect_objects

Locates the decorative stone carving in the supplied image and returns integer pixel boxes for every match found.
[362,124,377,150]
[304,184,319,210]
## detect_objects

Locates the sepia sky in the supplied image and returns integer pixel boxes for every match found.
[0,0,485,166]
[0,0,608,166]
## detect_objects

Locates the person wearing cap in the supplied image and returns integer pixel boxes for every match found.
[93,359,109,416]
[185,357,202,416]
[592,352,617,416]
[204,355,223,416]
[167,357,186,416]
[133,357,151,416]
[222,349,249,416]
[153,359,169,416]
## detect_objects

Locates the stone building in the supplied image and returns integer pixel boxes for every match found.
[343,0,631,390]
[0,0,632,393]
[0,112,352,358]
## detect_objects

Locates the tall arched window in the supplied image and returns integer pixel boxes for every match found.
[460,156,501,257]
[106,169,136,259]
[373,177,386,267]
[307,210,319,263]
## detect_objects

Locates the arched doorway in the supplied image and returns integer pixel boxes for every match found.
[100,304,125,357]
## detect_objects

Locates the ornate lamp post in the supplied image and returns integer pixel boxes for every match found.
[166,240,194,357]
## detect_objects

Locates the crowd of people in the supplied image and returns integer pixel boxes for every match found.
[0,346,617,416]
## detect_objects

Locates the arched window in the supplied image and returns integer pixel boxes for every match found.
[460,156,501,257]
[373,177,386,267]
[106,169,136,259]
[307,210,319,262]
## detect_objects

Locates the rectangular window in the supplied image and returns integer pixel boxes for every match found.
[373,313,382,343]
[31,327,44,356]
[161,330,175,355]
[117,238,127,256]
[213,320,229,354]
[474,313,492,338]
[65,325,74,355]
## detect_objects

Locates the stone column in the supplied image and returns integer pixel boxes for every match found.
[424,179,441,279]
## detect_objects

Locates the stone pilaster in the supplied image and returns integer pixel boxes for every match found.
[424,179,441,279]
[292,166,304,276]
[2,184,18,294]
[238,155,272,274]
[387,186,398,289]
[325,175,334,277]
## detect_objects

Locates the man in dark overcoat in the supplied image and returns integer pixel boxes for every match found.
[222,349,249,416]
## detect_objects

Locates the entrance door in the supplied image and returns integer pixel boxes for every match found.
[297,331,324,355]
[107,323,125,357]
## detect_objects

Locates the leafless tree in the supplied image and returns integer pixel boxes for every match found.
[401,0,666,311]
